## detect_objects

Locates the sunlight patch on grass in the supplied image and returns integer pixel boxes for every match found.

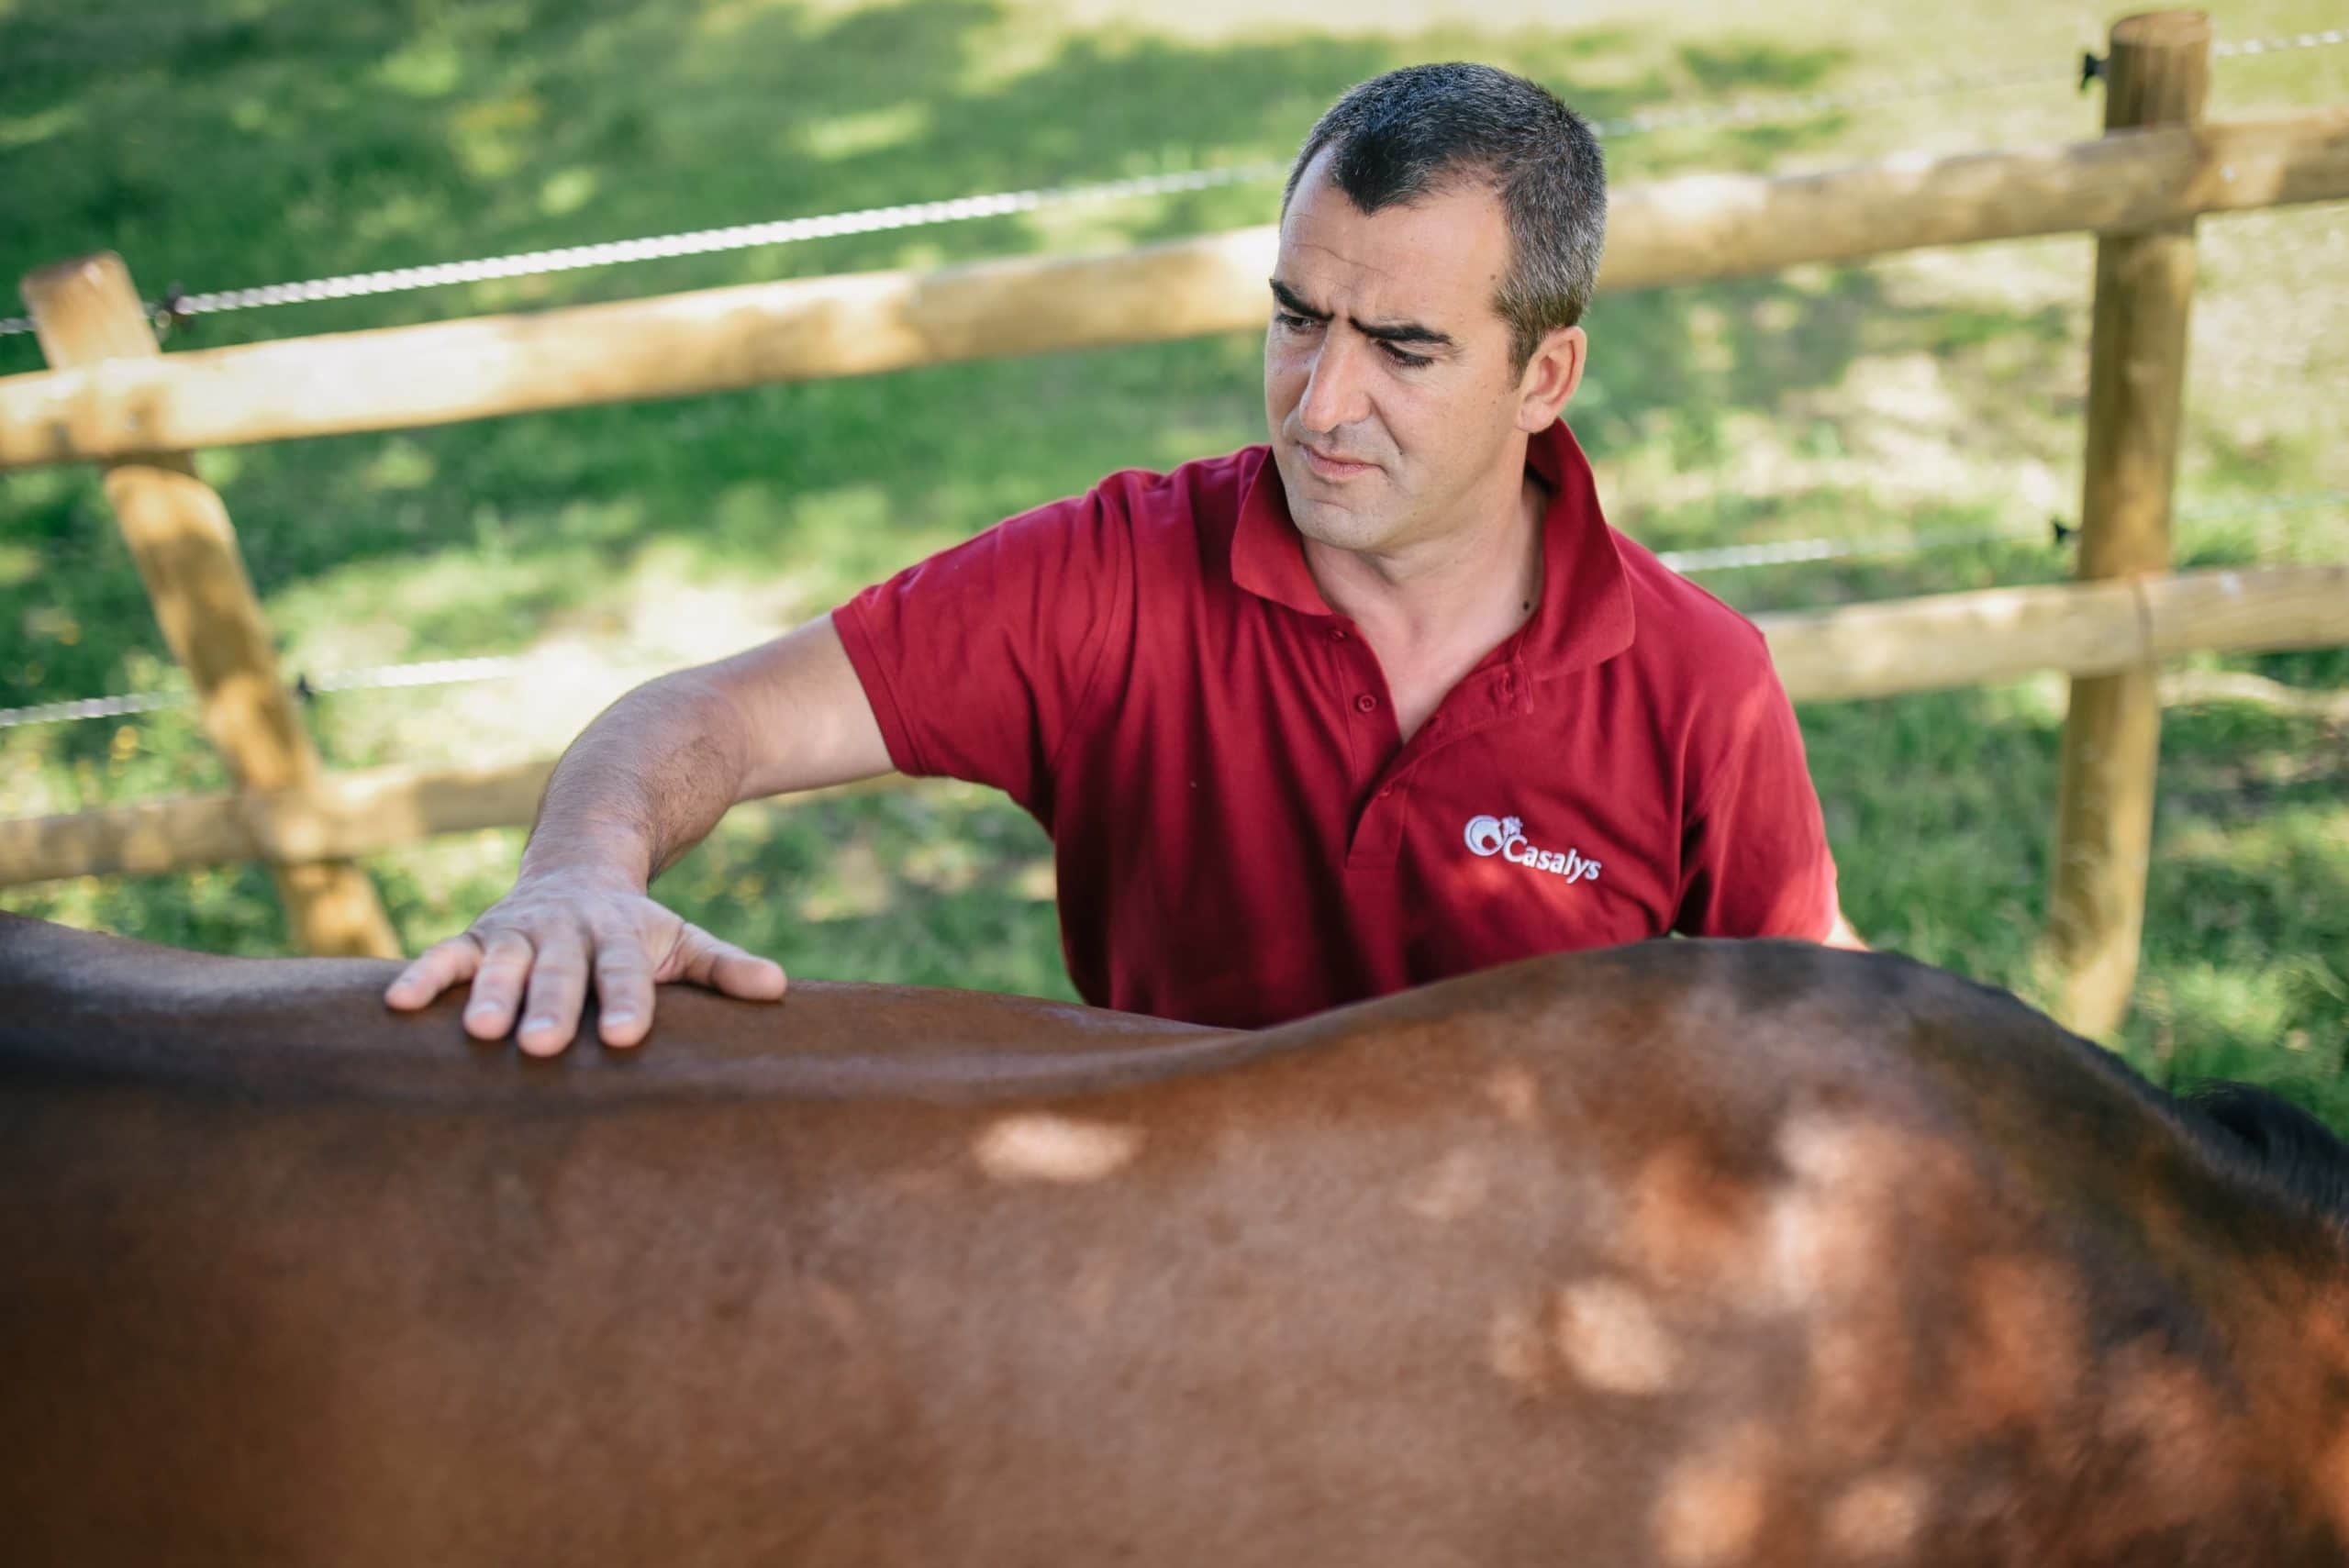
[1987,673,2068,730]
[2164,965,2302,1047]
[697,0,841,37]
[447,92,545,178]
[194,448,249,489]
[0,467,82,509]
[349,190,450,246]
[781,481,923,581]
[367,828,527,951]
[796,838,895,920]
[798,103,934,161]
[538,165,599,217]
[599,538,816,660]
[0,101,82,151]
[356,438,440,493]
[2165,800,2349,881]
[376,36,465,97]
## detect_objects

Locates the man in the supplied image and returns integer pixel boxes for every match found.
[386,62,1860,1053]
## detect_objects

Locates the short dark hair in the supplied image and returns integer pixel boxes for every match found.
[1282,63,1608,371]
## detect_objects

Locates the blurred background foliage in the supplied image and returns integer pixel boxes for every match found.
[2,0,2343,1114]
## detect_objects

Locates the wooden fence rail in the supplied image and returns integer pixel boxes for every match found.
[5,563,2341,886]
[1,108,2343,471]
[6,12,2345,1032]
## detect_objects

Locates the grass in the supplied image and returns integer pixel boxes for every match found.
[2,0,2345,1117]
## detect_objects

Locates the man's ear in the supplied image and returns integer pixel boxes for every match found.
[1514,324,1586,432]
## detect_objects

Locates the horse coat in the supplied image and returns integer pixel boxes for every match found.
[4,911,2347,1565]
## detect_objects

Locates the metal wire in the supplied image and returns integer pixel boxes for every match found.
[1656,521,2039,573]
[1656,488,2349,573]
[0,688,184,728]
[2213,28,2349,58]
[0,655,525,731]
[0,165,1272,337]
[300,654,525,694]
[122,166,1279,322]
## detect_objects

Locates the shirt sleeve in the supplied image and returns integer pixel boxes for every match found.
[830,483,1132,820]
[1673,662,1841,941]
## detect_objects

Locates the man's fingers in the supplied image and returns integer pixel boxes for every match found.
[516,929,592,1058]
[405,905,777,1054]
[463,930,537,1041]
[669,924,788,1001]
[592,939,657,1050]
[384,935,482,1010]
[714,949,789,1001]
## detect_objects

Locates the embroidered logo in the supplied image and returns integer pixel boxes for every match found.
[1464,815,1601,884]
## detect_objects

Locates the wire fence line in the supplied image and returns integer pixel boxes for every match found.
[6,490,2340,735]
[0,655,533,730]
[2214,28,2349,58]
[1656,489,2349,573]
[14,27,2344,342]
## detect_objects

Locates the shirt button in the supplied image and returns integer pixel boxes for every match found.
[1328,627,1349,642]
[1354,693,1379,714]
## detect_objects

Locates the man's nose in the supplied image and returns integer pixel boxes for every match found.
[1297,334,1371,435]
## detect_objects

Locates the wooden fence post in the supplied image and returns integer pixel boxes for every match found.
[2044,11,2210,1036]
[21,253,400,957]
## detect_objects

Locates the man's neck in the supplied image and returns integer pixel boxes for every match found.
[1304,470,1550,668]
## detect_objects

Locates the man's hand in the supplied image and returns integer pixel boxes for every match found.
[1823,910,1870,952]
[382,871,786,1055]
[382,616,883,1053]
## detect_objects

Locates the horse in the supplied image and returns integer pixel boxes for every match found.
[4,909,2346,1564]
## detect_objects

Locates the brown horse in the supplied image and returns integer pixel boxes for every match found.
[4,909,2347,1565]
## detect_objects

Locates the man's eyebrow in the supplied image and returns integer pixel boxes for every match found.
[1268,278,1457,350]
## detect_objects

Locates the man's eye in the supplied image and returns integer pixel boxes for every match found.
[1274,310,1318,332]
[1381,343,1432,370]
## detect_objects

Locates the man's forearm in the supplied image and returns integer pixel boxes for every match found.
[518,672,753,890]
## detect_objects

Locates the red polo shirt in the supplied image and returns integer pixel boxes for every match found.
[834,418,1837,1027]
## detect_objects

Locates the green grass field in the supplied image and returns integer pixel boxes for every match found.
[3,0,2344,1113]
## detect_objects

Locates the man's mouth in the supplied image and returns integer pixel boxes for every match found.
[1299,442,1378,481]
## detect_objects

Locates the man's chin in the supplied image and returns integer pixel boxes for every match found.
[1286,493,1395,553]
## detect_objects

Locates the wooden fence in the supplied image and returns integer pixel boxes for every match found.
[4,12,2345,1032]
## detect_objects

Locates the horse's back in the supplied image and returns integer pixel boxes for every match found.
[4,917,2346,1564]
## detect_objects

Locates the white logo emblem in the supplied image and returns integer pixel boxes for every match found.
[1464,815,1601,884]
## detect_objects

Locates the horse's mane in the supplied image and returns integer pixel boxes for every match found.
[1852,950,2349,1248]
[2180,1078,2349,1236]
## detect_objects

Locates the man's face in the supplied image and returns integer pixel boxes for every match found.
[1264,150,1546,558]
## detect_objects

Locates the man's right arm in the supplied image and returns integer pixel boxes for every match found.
[382,612,891,1054]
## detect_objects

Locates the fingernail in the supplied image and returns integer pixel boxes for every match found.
[604,1010,635,1028]
[465,1006,495,1025]
[523,1016,553,1033]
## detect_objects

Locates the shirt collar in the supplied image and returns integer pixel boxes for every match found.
[1231,418,1635,677]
